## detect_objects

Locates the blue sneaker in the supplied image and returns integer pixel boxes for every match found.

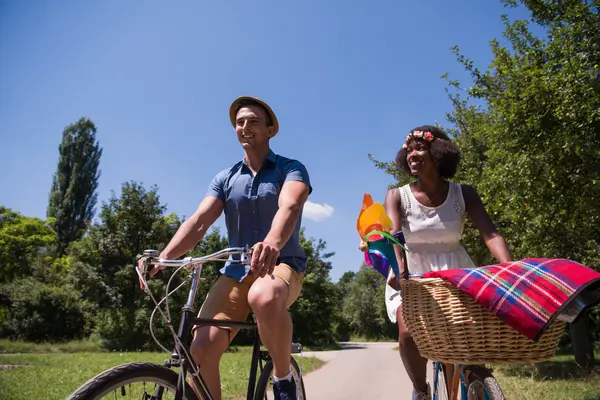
[273,377,297,400]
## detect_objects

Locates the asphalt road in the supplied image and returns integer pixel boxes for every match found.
[300,341,435,400]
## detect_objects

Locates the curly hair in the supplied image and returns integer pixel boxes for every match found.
[395,125,461,179]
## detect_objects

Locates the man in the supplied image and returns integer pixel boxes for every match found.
[141,96,311,400]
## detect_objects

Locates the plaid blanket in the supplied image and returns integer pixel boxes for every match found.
[423,258,600,341]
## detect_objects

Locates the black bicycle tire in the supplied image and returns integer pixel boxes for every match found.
[465,365,505,400]
[67,361,200,400]
[254,357,306,400]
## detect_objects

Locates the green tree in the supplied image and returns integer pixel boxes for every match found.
[334,271,356,341]
[368,0,600,366]
[68,181,183,349]
[1,278,89,341]
[0,206,56,283]
[289,230,340,347]
[48,117,102,255]
[340,264,396,340]
[445,0,600,366]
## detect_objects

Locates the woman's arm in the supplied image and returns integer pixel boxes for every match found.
[384,188,405,289]
[462,184,513,263]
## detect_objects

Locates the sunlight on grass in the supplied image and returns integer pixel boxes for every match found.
[0,338,104,354]
[493,354,600,400]
[386,345,600,400]
[0,351,323,400]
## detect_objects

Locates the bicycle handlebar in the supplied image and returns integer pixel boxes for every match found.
[135,246,253,293]
[132,246,252,358]
[142,246,252,269]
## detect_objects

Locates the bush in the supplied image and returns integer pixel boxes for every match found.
[92,299,184,351]
[1,278,88,342]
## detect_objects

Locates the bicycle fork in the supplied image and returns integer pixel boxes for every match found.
[247,333,273,400]
[433,362,466,400]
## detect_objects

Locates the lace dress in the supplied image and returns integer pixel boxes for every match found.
[385,181,476,323]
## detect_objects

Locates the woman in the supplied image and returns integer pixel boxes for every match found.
[361,125,512,400]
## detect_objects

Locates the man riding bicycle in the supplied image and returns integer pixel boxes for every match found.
[138,96,312,400]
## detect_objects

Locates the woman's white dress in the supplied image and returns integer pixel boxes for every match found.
[385,181,476,323]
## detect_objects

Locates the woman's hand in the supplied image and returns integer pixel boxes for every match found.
[387,269,401,290]
[359,240,368,252]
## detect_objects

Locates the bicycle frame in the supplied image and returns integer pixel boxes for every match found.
[170,313,265,400]
[137,246,274,400]
[432,362,475,400]
[435,361,498,400]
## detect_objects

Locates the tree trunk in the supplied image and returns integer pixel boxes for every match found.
[569,312,595,369]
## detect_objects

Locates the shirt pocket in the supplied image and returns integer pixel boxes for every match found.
[258,181,280,198]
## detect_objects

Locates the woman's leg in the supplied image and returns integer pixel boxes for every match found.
[396,305,428,393]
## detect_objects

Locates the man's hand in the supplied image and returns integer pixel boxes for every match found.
[250,241,280,278]
[136,253,167,290]
[136,257,149,290]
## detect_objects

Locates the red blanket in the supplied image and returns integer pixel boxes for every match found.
[423,258,600,341]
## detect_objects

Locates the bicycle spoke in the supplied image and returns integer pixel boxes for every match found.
[468,381,486,399]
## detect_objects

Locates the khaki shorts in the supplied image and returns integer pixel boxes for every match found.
[193,263,304,340]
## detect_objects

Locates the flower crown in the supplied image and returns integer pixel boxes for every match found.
[402,130,435,149]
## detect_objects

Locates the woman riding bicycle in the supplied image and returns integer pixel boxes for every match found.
[361,125,512,399]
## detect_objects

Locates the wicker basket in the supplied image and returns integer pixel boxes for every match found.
[399,277,565,365]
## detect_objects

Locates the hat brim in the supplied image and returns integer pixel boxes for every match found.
[229,96,279,136]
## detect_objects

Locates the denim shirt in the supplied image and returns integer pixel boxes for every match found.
[206,149,312,281]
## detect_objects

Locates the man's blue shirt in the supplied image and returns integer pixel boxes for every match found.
[205,149,312,281]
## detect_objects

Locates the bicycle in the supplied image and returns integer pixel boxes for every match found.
[399,275,505,400]
[393,233,505,400]
[400,271,505,398]
[430,361,503,400]
[67,246,307,400]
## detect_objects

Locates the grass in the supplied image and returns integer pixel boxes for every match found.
[493,354,600,400]
[0,338,104,354]
[388,346,600,399]
[0,347,324,400]
[347,335,397,343]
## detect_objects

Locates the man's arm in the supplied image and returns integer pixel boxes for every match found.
[162,197,224,258]
[148,196,224,276]
[148,165,227,276]
[252,180,310,277]
[265,180,310,248]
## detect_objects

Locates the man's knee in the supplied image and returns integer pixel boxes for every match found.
[190,326,229,365]
[247,276,289,316]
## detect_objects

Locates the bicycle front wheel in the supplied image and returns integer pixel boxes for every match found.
[254,357,306,400]
[433,362,450,400]
[465,366,504,400]
[67,362,199,400]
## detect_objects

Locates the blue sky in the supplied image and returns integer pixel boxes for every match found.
[0,0,532,281]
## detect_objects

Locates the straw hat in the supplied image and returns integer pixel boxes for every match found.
[229,96,279,136]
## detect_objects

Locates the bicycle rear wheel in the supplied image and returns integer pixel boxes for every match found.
[67,362,199,400]
[254,357,306,400]
[465,366,504,400]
